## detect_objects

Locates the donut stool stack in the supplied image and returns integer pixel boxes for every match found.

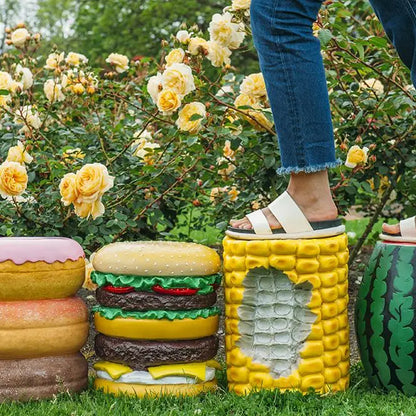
[222,234,350,395]
[0,237,89,402]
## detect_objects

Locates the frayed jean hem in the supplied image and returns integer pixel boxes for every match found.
[276,159,342,175]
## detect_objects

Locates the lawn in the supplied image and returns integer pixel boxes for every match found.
[1,366,415,416]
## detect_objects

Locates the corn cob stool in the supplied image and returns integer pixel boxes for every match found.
[222,234,350,395]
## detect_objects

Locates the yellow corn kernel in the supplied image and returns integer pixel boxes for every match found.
[269,240,297,255]
[322,318,340,335]
[337,282,348,298]
[324,367,341,384]
[323,350,342,367]
[226,237,246,255]
[249,372,274,388]
[308,291,322,309]
[225,287,245,304]
[318,255,339,272]
[225,271,246,287]
[339,344,350,361]
[320,272,338,287]
[269,255,296,271]
[225,335,234,351]
[300,374,325,391]
[246,241,270,256]
[296,258,320,274]
[300,341,324,358]
[323,334,340,350]
[233,384,252,395]
[322,302,338,319]
[336,297,348,314]
[225,319,239,335]
[336,251,349,266]
[337,234,348,251]
[310,308,322,323]
[297,240,320,257]
[225,255,246,271]
[298,357,324,375]
[295,273,321,289]
[228,348,248,367]
[245,360,269,372]
[337,268,348,283]
[246,255,269,269]
[338,361,350,377]
[338,329,349,345]
[320,287,338,303]
[225,304,240,319]
[318,239,339,254]
[338,376,350,391]
[275,373,301,389]
[227,366,249,383]
[308,324,324,340]
[338,313,348,329]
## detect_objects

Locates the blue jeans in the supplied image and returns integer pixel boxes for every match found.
[250,0,416,175]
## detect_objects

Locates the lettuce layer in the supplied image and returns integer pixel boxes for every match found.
[91,272,221,295]
[93,305,220,321]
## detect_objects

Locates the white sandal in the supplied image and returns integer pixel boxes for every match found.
[379,216,416,243]
[226,191,345,240]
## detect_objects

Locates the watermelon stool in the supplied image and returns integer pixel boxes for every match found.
[356,241,416,395]
[222,234,350,395]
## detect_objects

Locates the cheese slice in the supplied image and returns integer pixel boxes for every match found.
[94,361,133,380]
[148,362,219,381]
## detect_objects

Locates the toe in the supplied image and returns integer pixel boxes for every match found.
[382,223,400,235]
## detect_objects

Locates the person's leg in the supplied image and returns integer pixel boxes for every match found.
[231,0,340,230]
[369,0,416,234]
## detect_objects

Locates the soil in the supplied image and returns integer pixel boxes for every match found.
[80,245,372,371]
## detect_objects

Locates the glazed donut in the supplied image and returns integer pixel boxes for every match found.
[0,237,85,301]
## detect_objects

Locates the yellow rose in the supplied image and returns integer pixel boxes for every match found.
[206,41,231,67]
[0,95,11,107]
[66,52,88,66]
[106,53,129,73]
[188,37,208,55]
[73,198,105,220]
[228,186,240,201]
[62,148,86,163]
[157,89,182,115]
[0,161,28,198]
[71,83,85,95]
[360,78,384,96]
[15,65,33,90]
[75,163,114,203]
[231,0,251,10]
[240,73,267,98]
[132,137,160,161]
[176,30,191,44]
[59,172,78,205]
[11,28,30,47]
[208,12,245,49]
[209,186,228,203]
[44,52,65,70]
[7,141,33,165]
[162,63,195,96]
[223,140,236,160]
[165,48,185,66]
[0,71,13,91]
[217,157,236,179]
[44,79,65,102]
[345,145,369,168]
[147,73,163,104]
[175,102,206,134]
[234,93,273,131]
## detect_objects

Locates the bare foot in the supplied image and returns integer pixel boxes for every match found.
[382,217,416,235]
[229,170,338,230]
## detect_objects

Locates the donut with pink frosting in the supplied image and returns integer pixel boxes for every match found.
[0,237,85,301]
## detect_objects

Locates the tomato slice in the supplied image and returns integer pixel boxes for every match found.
[152,285,198,296]
[103,285,135,294]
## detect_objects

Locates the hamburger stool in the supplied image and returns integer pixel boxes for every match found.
[91,241,222,397]
[222,234,350,394]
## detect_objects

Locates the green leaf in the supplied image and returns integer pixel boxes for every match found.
[318,29,333,46]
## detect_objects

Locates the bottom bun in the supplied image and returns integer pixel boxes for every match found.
[94,377,217,397]
[0,353,88,402]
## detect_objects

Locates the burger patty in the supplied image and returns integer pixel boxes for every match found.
[95,334,219,370]
[96,288,217,311]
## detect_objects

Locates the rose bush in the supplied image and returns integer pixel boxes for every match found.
[0,0,414,257]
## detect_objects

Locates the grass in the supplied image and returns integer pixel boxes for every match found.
[1,365,416,416]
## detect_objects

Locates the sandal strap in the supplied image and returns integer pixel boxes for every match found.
[400,216,416,238]
[268,191,313,234]
[246,209,272,235]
